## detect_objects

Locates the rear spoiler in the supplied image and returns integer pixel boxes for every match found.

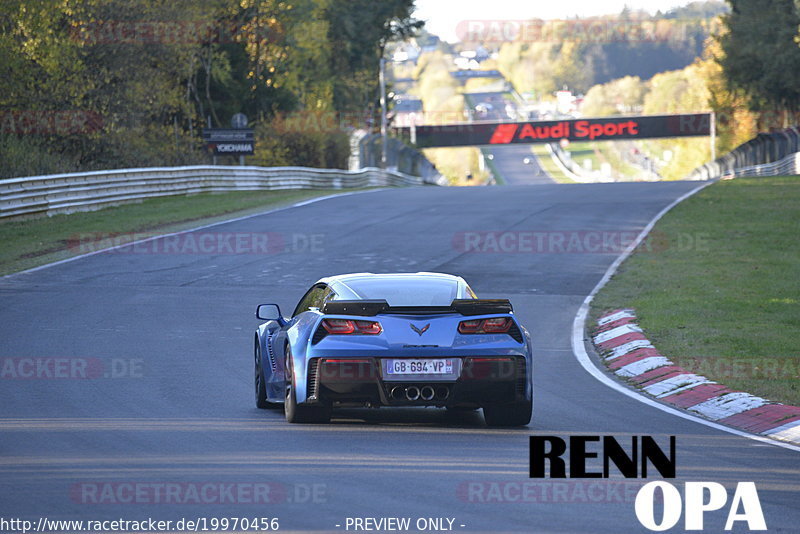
[320,299,513,317]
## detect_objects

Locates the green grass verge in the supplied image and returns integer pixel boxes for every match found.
[480,148,505,185]
[529,144,574,183]
[592,177,800,406]
[565,141,601,172]
[571,141,643,180]
[592,142,643,180]
[0,189,359,276]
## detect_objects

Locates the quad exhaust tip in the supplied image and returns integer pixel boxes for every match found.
[391,385,449,402]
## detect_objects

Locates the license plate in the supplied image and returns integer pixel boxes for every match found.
[385,359,454,375]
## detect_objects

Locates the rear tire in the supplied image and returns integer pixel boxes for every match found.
[284,349,331,424]
[483,399,532,427]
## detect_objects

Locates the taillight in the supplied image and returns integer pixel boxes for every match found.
[322,319,355,334]
[458,317,513,334]
[457,319,482,334]
[321,319,382,335]
[354,320,382,335]
[482,317,512,333]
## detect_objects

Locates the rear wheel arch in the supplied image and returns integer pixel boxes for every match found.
[284,344,330,424]
[254,334,270,409]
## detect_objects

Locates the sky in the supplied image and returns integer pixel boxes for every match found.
[413,0,697,42]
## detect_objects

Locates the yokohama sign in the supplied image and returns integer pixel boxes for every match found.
[400,114,712,148]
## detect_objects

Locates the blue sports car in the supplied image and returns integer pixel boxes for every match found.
[254,272,533,426]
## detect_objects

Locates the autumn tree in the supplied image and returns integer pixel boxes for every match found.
[718,0,800,125]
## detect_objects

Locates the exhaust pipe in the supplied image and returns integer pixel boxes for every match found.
[391,386,405,400]
[405,386,420,401]
[420,386,435,401]
[435,386,450,400]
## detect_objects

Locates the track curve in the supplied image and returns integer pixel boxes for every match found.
[1,183,798,533]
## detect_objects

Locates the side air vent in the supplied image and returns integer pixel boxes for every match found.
[311,326,327,344]
[266,333,277,372]
[515,358,527,396]
[507,322,524,343]
[306,359,320,399]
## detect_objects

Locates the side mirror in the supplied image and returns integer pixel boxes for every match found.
[256,304,284,322]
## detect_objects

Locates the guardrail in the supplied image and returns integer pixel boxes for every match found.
[0,165,445,219]
[546,144,607,183]
[356,132,443,183]
[689,127,800,180]
[689,150,800,180]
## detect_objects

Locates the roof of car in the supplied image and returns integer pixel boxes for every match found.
[317,272,467,301]
[319,272,463,285]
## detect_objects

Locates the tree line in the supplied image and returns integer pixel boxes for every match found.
[0,0,419,178]
[488,2,729,98]
[575,0,800,177]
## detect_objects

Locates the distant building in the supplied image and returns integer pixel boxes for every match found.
[391,96,423,128]
[450,69,503,81]
[556,90,578,115]
[454,56,481,70]
[392,43,420,63]
[459,45,490,62]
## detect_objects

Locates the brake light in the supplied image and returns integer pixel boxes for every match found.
[458,317,513,334]
[354,320,382,335]
[482,317,512,333]
[321,319,382,335]
[457,319,482,334]
[322,319,355,334]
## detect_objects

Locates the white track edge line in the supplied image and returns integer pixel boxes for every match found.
[570,180,800,453]
[3,189,380,279]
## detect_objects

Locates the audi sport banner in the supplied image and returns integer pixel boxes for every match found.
[398,113,712,148]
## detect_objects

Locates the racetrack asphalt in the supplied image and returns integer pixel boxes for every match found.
[1,183,798,533]
[467,91,553,185]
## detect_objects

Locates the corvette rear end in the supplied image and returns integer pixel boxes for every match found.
[254,273,533,426]
[308,299,529,417]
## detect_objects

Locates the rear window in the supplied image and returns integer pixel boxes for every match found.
[346,278,459,306]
